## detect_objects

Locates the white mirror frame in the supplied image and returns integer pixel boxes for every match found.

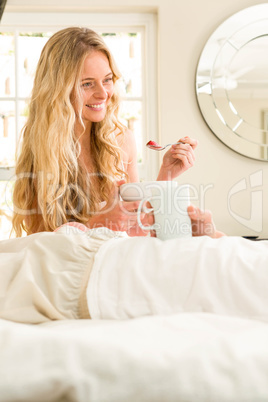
[196,4,268,161]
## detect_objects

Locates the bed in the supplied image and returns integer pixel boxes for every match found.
[1,314,268,401]
[1,227,268,401]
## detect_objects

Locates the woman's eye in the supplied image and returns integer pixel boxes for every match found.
[104,78,113,84]
[82,82,93,88]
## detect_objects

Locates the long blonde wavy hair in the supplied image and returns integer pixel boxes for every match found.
[12,27,126,236]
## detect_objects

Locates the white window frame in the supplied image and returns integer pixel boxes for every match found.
[0,11,159,181]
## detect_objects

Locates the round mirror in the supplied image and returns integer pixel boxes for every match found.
[196,4,268,161]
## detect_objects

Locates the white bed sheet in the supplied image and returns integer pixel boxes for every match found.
[1,313,268,402]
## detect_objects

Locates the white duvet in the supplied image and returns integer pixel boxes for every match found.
[1,230,268,401]
[88,234,268,322]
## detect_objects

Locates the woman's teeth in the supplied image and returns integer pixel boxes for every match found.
[87,103,104,109]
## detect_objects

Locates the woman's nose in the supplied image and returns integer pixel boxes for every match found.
[94,82,107,99]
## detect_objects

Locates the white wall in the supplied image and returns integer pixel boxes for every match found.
[6,0,268,237]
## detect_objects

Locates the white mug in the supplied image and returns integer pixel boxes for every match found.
[120,181,192,240]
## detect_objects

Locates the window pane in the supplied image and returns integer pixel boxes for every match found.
[0,101,16,167]
[18,33,52,97]
[19,100,29,136]
[120,100,143,162]
[102,32,142,98]
[0,32,15,97]
[0,180,13,240]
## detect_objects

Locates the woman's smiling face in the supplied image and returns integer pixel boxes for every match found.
[79,50,114,126]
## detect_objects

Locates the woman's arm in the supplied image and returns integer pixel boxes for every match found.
[122,128,139,182]
[86,129,149,235]
[187,205,226,238]
[122,129,156,236]
[125,132,198,182]
[157,136,198,181]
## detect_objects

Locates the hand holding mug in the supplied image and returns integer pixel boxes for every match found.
[120,181,192,241]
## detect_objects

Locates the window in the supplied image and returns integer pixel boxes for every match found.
[0,12,158,239]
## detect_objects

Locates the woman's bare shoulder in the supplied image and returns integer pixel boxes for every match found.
[116,127,136,153]
[116,128,136,149]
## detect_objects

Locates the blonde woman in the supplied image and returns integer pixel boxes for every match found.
[12,27,198,237]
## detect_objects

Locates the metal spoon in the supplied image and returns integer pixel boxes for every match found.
[146,140,184,151]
